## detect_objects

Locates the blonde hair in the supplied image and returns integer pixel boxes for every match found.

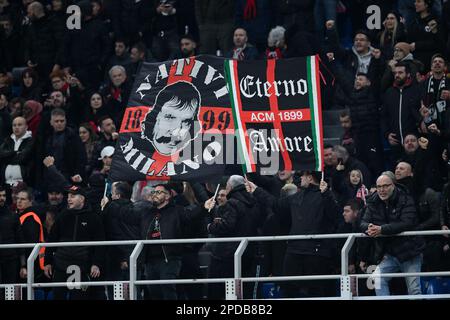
[380,13,399,48]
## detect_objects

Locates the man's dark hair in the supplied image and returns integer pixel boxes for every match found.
[356,72,369,79]
[115,37,129,48]
[354,29,371,42]
[0,184,7,193]
[181,34,196,43]
[19,188,34,202]
[395,61,411,74]
[340,110,350,118]
[154,184,171,193]
[132,42,147,55]
[167,182,184,195]
[344,198,362,212]
[324,144,334,150]
[51,108,66,118]
[141,81,201,142]
[98,115,113,127]
[114,182,132,200]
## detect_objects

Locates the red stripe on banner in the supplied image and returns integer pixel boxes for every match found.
[233,62,257,172]
[240,108,311,123]
[266,59,292,171]
[167,58,196,85]
[315,55,324,171]
[119,106,151,133]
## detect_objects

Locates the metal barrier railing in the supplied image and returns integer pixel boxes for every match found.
[1,230,450,300]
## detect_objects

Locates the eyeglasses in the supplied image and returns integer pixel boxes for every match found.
[151,190,168,195]
[376,183,393,190]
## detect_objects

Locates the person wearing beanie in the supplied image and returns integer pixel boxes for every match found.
[380,42,425,92]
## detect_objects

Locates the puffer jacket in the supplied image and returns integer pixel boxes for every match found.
[360,185,425,263]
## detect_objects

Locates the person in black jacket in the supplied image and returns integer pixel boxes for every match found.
[61,0,110,91]
[0,185,26,297]
[205,175,260,299]
[246,171,341,298]
[381,62,422,161]
[328,53,384,178]
[24,2,63,82]
[101,181,133,300]
[0,116,34,186]
[44,185,105,300]
[360,174,424,296]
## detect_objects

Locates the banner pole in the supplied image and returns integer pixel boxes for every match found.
[208,184,221,213]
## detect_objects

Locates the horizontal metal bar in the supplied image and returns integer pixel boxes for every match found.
[135,278,231,285]
[241,275,341,282]
[0,284,27,288]
[353,294,450,300]
[353,271,450,279]
[1,230,449,250]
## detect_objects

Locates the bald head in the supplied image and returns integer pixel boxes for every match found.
[27,1,45,20]
[12,116,28,138]
[376,175,395,202]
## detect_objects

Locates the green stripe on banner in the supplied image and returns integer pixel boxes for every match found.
[307,56,320,172]
[225,60,248,174]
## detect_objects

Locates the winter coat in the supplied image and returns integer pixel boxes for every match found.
[360,185,425,263]
[0,205,24,263]
[45,204,105,272]
[0,131,33,185]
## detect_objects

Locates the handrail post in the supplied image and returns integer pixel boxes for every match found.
[27,244,41,300]
[233,239,248,300]
[341,235,355,300]
[129,241,144,300]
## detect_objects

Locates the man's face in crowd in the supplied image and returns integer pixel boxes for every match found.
[0,19,12,35]
[50,91,65,108]
[50,114,66,132]
[52,0,63,11]
[0,73,8,86]
[151,186,170,207]
[431,57,446,75]
[130,48,144,63]
[102,155,113,167]
[343,205,358,224]
[12,117,27,138]
[403,134,419,154]
[300,172,313,188]
[101,118,116,135]
[51,77,64,90]
[48,191,63,205]
[115,41,127,57]
[233,28,248,48]
[376,175,395,201]
[324,148,337,167]
[110,69,126,87]
[277,170,293,182]
[393,47,406,61]
[394,66,408,86]
[152,101,196,155]
[67,193,84,210]
[354,75,370,90]
[216,189,228,206]
[354,34,370,54]
[111,183,120,200]
[395,162,413,180]
[180,38,196,57]
[340,115,352,130]
[16,191,32,211]
[0,190,6,207]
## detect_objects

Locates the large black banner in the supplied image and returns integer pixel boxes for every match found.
[110,56,233,182]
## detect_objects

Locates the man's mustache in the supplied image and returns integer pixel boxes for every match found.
[155,136,182,144]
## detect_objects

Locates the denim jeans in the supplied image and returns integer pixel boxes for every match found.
[375,254,423,296]
[145,257,182,300]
